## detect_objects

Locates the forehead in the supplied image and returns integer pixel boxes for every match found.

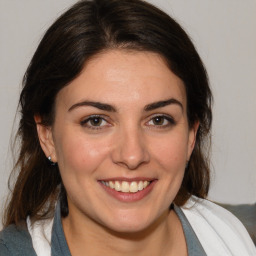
[56,50,186,110]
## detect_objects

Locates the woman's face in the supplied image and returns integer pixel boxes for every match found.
[39,50,198,232]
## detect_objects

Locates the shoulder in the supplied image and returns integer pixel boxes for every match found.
[181,196,256,256]
[0,222,36,256]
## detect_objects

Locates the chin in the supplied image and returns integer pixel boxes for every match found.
[105,222,152,235]
[100,210,161,235]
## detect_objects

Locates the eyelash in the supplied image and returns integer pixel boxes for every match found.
[146,114,176,128]
[80,115,109,130]
[80,114,176,130]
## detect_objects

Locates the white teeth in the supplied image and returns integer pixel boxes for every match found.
[101,180,151,193]
[114,181,121,191]
[143,181,149,188]
[129,181,138,193]
[121,181,130,192]
[109,181,114,189]
[138,181,144,191]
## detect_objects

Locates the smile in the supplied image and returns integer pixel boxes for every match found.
[100,180,150,193]
[99,179,157,202]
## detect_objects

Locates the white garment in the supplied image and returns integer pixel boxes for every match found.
[27,217,53,256]
[181,196,256,256]
[27,196,256,255]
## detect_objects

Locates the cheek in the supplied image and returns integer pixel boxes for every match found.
[151,133,188,171]
[54,131,110,176]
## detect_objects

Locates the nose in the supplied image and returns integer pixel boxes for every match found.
[111,127,150,170]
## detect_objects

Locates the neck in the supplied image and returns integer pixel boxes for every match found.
[62,208,187,256]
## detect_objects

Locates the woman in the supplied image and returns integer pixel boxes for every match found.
[0,0,255,255]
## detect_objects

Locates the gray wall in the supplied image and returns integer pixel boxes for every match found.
[0,0,255,223]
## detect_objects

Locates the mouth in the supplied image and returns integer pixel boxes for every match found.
[98,178,157,202]
[100,180,151,193]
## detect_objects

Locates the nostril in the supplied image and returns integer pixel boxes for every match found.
[110,129,150,170]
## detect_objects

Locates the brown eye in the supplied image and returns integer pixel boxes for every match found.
[89,117,103,126]
[152,116,165,125]
[147,115,175,127]
[80,115,108,129]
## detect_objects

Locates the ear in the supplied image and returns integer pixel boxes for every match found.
[34,115,57,162]
[187,121,200,160]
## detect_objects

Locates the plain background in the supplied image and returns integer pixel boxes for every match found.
[0,0,255,225]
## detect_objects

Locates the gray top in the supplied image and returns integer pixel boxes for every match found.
[174,205,206,256]
[0,222,36,256]
[51,202,71,256]
[0,203,206,255]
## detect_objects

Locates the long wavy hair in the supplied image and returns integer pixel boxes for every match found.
[3,0,212,227]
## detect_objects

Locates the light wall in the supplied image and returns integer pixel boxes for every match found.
[0,1,255,223]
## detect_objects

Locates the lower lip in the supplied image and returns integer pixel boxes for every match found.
[99,180,157,202]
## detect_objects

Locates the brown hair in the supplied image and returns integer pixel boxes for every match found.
[3,0,212,227]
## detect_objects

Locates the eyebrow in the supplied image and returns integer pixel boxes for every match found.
[68,98,183,112]
[144,98,183,111]
[68,101,116,112]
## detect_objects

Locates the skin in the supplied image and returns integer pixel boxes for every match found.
[36,50,199,255]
